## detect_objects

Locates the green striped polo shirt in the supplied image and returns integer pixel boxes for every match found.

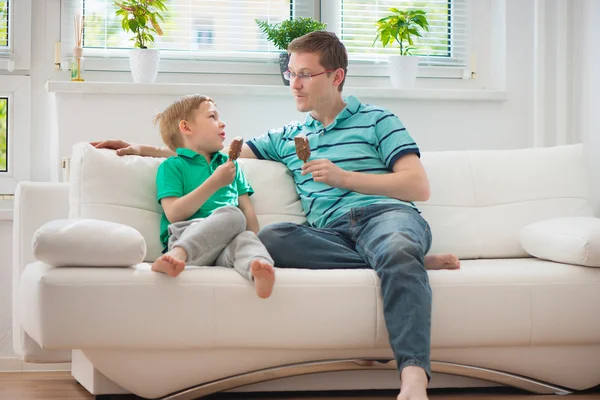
[246,95,420,228]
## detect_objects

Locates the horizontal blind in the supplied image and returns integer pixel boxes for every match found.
[61,0,319,59]
[0,1,8,49]
[339,0,469,67]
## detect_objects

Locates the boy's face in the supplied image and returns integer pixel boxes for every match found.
[180,101,226,154]
[288,52,340,113]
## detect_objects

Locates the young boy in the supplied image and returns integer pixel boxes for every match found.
[151,94,275,299]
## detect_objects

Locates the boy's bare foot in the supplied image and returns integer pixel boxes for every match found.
[151,254,186,277]
[424,253,460,270]
[397,366,429,400]
[250,260,275,299]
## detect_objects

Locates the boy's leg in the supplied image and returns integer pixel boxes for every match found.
[215,231,275,298]
[168,206,246,266]
[353,205,432,400]
[257,222,367,269]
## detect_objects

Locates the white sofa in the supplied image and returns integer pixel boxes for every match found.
[12,142,600,399]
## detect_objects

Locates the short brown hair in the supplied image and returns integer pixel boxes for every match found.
[153,95,215,151]
[288,31,348,91]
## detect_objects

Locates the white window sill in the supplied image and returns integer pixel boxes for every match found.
[45,81,507,102]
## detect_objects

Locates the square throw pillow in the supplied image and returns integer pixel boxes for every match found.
[520,217,600,267]
[33,218,146,267]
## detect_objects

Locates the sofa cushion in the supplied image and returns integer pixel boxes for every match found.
[33,218,146,267]
[68,143,306,262]
[520,217,600,267]
[18,258,600,350]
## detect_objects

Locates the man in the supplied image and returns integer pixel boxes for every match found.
[94,31,459,400]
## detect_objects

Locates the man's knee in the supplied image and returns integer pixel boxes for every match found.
[258,222,298,248]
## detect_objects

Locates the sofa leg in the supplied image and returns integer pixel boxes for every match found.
[71,350,131,396]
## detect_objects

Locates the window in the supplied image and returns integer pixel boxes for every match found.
[0,76,30,195]
[0,1,7,49]
[63,0,306,59]
[0,0,31,71]
[334,0,469,68]
[0,98,6,172]
[61,0,472,78]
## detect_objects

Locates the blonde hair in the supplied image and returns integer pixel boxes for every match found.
[153,95,215,151]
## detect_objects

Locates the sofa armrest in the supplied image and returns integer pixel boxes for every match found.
[12,181,71,362]
[520,217,600,267]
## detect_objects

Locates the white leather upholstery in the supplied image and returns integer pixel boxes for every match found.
[18,258,600,351]
[33,219,147,267]
[12,182,71,362]
[520,217,600,267]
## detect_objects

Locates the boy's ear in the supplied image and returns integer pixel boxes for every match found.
[179,120,191,136]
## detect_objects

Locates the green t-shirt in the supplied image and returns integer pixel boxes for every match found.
[156,148,254,247]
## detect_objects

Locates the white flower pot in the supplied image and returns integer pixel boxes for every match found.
[129,49,160,84]
[388,55,419,89]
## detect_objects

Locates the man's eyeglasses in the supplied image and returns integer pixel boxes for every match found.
[283,69,336,82]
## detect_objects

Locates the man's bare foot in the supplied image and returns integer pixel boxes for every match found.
[250,260,275,299]
[424,253,460,270]
[397,366,429,400]
[151,254,186,277]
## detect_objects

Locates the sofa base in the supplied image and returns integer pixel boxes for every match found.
[69,346,600,399]
[161,360,571,400]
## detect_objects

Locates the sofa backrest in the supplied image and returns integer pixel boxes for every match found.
[69,143,593,262]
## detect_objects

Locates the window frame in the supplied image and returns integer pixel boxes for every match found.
[0,0,32,71]
[61,0,494,87]
[0,75,30,195]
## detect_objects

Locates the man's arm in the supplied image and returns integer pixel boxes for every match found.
[302,154,430,202]
[237,194,260,234]
[92,140,175,157]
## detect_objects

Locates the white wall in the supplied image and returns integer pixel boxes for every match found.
[0,0,597,360]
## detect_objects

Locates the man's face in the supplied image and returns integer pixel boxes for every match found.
[288,52,337,113]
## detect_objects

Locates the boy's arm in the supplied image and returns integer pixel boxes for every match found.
[237,194,260,234]
[162,162,236,223]
[239,143,257,159]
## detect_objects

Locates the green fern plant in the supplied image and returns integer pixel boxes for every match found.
[255,17,327,51]
[374,8,430,56]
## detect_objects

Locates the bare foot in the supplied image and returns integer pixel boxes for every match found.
[151,254,186,277]
[250,260,275,299]
[398,366,429,400]
[424,253,460,270]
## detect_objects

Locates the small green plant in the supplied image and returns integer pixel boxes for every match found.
[255,17,327,51]
[115,0,167,49]
[374,8,430,56]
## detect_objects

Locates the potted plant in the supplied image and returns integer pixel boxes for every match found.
[255,17,327,86]
[115,0,167,83]
[374,8,430,88]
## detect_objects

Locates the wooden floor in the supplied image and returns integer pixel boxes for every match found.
[0,372,599,400]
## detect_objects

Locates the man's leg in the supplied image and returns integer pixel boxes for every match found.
[258,221,367,269]
[353,206,432,400]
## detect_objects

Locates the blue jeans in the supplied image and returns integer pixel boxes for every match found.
[258,203,433,378]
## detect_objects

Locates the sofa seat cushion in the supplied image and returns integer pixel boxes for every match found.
[19,259,600,352]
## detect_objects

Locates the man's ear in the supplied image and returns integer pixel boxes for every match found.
[179,120,191,136]
[333,68,345,88]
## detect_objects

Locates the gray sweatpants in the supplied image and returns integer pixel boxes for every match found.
[166,206,273,281]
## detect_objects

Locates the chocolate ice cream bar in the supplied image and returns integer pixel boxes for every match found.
[228,137,244,161]
[294,134,311,162]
